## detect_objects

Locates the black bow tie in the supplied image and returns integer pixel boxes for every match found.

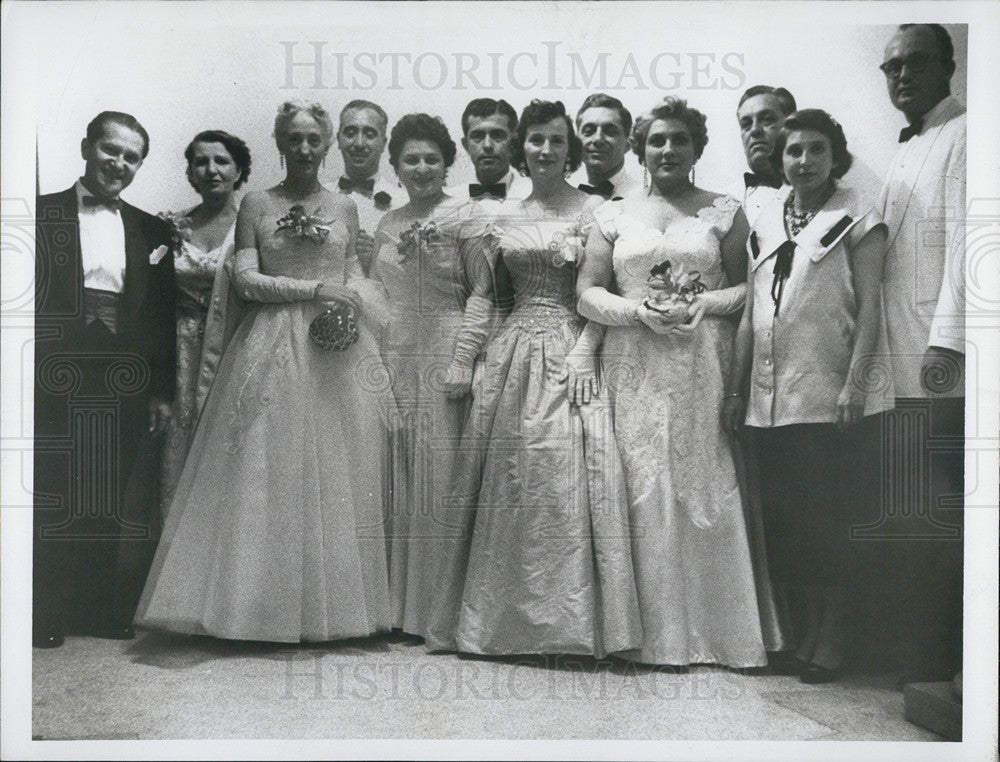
[469,182,506,200]
[578,180,615,199]
[744,172,782,190]
[338,176,375,195]
[81,195,121,212]
[898,119,924,143]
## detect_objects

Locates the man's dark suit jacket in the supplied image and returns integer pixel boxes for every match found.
[33,186,176,632]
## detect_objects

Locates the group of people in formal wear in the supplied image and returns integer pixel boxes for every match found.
[33,24,965,689]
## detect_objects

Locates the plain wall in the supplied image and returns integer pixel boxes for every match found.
[29,4,966,217]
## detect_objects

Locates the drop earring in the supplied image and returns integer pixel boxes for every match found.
[564,160,572,179]
[280,153,285,170]
[690,165,696,186]
[643,167,649,191]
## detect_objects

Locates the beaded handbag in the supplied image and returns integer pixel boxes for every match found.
[308,303,359,351]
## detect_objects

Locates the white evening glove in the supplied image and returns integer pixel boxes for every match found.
[233,248,321,302]
[577,286,640,327]
[564,321,605,406]
[442,295,493,398]
[695,283,745,315]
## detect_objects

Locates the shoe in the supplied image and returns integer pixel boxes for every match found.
[767,651,804,676]
[90,624,135,641]
[33,625,64,649]
[800,663,841,684]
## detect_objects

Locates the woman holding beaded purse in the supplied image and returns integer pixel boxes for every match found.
[135,101,392,643]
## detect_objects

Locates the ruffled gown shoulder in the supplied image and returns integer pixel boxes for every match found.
[424,201,642,657]
[592,195,774,666]
[135,190,392,642]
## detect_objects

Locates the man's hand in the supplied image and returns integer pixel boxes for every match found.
[921,346,965,396]
[148,398,172,436]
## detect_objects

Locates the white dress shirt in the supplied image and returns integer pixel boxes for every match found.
[338,169,398,235]
[878,95,966,398]
[445,168,530,203]
[75,180,127,293]
[571,158,644,200]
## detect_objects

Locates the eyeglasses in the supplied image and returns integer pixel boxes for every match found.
[879,51,935,79]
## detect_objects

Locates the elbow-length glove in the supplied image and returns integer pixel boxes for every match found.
[232,248,321,302]
[577,286,640,326]
[442,294,493,398]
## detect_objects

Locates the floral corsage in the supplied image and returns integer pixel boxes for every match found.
[276,204,334,243]
[157,211,193,254]
[548,215,589,266]
[397,220,446,263]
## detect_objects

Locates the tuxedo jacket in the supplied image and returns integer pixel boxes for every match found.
[34,186,177,433]
[878,96,966,398]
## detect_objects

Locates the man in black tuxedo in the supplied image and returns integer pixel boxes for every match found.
[33,111,176,647]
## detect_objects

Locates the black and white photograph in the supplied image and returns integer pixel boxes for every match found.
[1,1,998,759]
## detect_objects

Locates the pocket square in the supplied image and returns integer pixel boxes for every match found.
[149,244,169,265]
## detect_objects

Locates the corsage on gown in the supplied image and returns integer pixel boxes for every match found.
[424,202,642,657]
[373,213,473,637]
[159,220,235,513]
[135,190,392,642]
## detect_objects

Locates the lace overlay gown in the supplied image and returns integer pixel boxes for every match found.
[425,205,642,657]
[160,227,235,513]
[136,192,391,642]
[594,196,768,666]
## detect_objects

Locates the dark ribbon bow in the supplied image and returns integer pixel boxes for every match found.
[469,182,506,200]
[898,119,924,143]
[743,172,782,190]
[338,176,375,195]
[578,180,616,199]
[770,240,797,316]
[81,195,121,212]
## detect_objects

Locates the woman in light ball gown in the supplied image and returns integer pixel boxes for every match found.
[424,100,641,657]
[369,113,466,637]
[135,102,392,642]
[577,96,773,667]
[159,130,250,512]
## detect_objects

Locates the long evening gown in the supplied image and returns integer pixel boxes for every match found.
[135,190,392,642]
[373,212,472,637]
[160,225,235,513]
[425,202,642,657]
[593,195,769,667]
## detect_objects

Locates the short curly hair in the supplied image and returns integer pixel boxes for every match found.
[630,97,709,163]
[770,109,853,181]
[273,101,335,150]
[184,130,252,191]
[511,100,583,176]
[387,114,457,170]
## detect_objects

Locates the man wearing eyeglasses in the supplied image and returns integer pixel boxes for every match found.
[876,23,965,687]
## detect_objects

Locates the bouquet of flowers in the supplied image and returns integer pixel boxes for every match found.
[644,259,706,315]
[276,204,334,243]
[397,220,446,263]
[157,211,193,254]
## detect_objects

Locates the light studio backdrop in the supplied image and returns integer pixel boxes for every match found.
[30,4,966,213]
